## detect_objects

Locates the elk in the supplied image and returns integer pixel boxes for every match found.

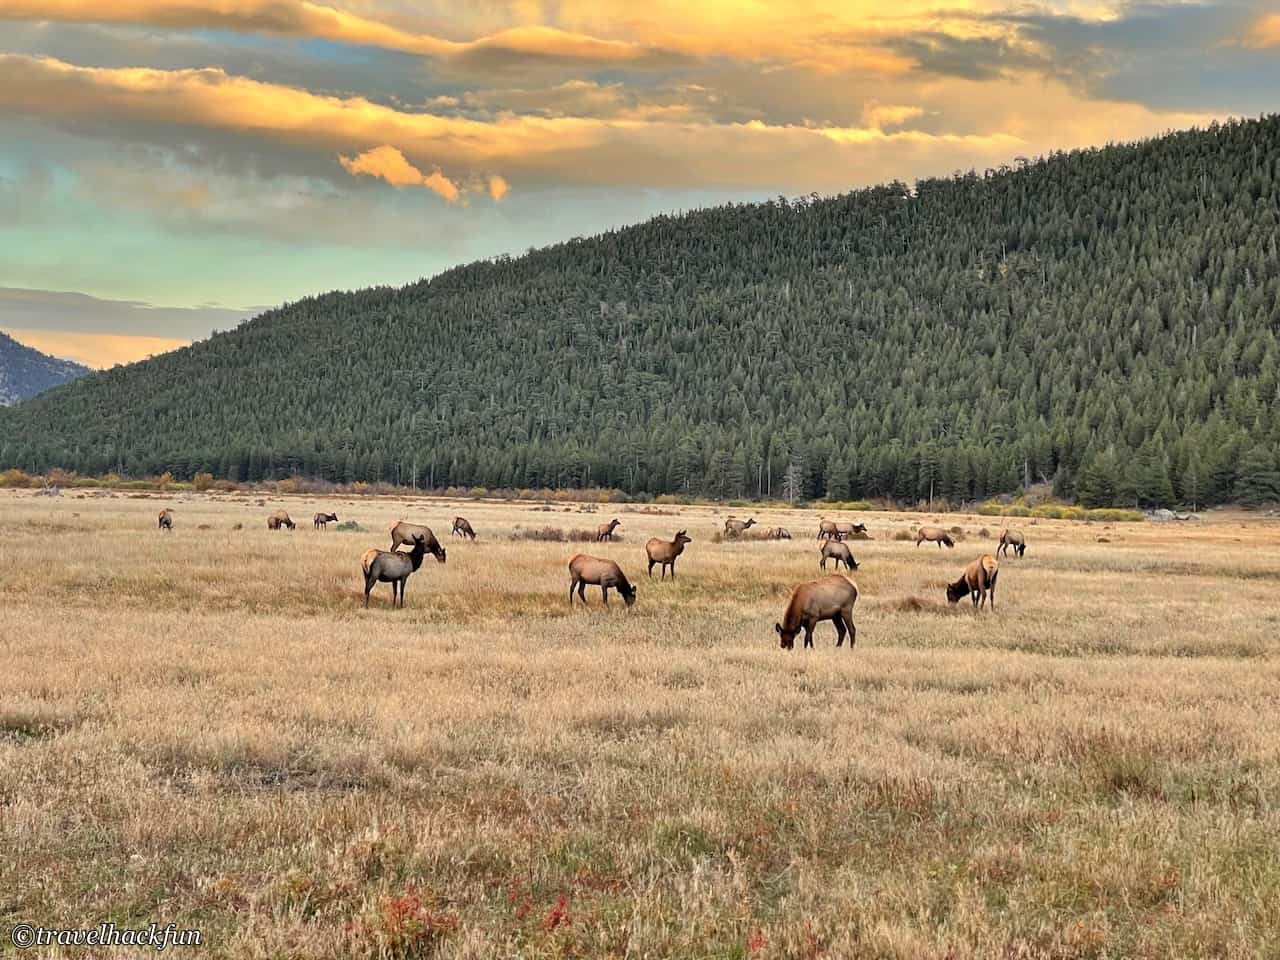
[946,554,999,610]
[451,516,477,540]
[158,508,173,531]
[819,539,859,572]
[596,518,622,542]
[775,575,858,650]
[267,510,295,531]
[313,512,338,530]
[361,534,428,609]
[723,517,756,538]
[817,519,839,540]
[388,521,447,563]
[915,525,954,548]
[835,521,868,538]
[997,528,1027,559]
[645,530,692,579]
[568,554,636,606]
[770,527,793,540]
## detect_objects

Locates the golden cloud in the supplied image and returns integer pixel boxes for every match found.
[487,174,510,201]
[339,145,461,202]
[1243,13,1280,48]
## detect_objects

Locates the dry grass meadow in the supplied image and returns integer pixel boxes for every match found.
[2,489,1279,958]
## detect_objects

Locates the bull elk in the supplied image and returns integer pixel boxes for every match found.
[946,555,999,610]
[645,530,692,579]
[568,554,636,606]
[775,575,858,650]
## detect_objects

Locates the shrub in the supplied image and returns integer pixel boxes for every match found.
[511,526,599,542]
[0,469,33,488]
[892,530,914,541]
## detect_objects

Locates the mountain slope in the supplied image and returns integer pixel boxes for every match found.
[0,331,90,406]
[3,116,1280,507]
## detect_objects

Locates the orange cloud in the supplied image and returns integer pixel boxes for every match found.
[0,0,670,65]
[1243,13,1280,48]
[1,327,188,368]
[339,145,461,202]
[487,174,510,201]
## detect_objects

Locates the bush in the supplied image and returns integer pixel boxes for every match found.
[510,526,599,542]
[1085,508,1145,523]
[0,469,33,488]
[892,530,914,541]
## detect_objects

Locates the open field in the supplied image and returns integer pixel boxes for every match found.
[3,490,1280,958]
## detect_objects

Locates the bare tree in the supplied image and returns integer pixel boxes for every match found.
[782,462,805,504]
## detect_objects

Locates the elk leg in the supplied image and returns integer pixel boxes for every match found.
[648,559,655,578]
[364,576,374,608]
[669,561,675,579]
[803,624,814,649]
[578,581,587,603]
[601,585,609,605]
[833,616,846,648]
[400,579,407,608]
[844,611,857,647]
[569,577,578,604]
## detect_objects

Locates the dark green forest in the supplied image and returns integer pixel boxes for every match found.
[4,116,1280,507]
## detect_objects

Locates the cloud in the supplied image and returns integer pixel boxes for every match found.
[862,102,925,130]
[0,0,680,68]
[0,286,256,338]
[339,144,460,202]
[1243,13,1280,48]
[487,174,509,201]
[1,326,189,368]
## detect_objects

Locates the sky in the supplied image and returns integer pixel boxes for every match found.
[0,1,1276,368]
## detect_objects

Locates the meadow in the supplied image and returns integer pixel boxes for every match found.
[2,490,1279,959]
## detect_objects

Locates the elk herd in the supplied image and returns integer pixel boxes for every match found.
[154,504,1027,649]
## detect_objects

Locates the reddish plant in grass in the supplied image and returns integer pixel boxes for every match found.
[747,928,766,955]
[543,894,572,931]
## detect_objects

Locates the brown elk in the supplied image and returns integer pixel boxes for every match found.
[770,527,792,540]
[817,519,839,540]
[915,526,954,548]
[452,516,477,540]
[388,521,447,563]
[361,534,428,609]
[723,517,756,538]
[819,539,859,572]
[645,530,692,579]
[946,554,999,610]
[158,508,173,531]
[568,554,636,606]
[313,512,338,530]
[775,575,858,650]
[267,510,295,531]
[836,521,868,538]
[997,528,1026,558]
[596,518,622,542]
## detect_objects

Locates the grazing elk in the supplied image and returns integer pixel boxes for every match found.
[158,508,173,531]
[267,510,295,531]
[596,518,622,542]
[915,525,954,548]
[723,517,757,538]
[388,521,447,563]
[646,530,692,579]
[819,539,859,572]
[568,554,637,606]
[361,534,428,609]
[313,512,338,530]
[817,518,840,540]
[946,554,999,610]
[997,528,1027,559]
[775,575,859,650]
[452,516,477,540]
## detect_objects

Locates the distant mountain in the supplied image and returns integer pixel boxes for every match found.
[3,116,1280,508]
[0,331,90,406]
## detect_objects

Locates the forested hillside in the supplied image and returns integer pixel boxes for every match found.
[3,116,1280,507]
[0,331,89,406]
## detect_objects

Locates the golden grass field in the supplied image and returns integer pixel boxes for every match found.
[2,490,1279,959]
